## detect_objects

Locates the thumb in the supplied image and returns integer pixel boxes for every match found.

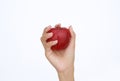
[68,26,76,48]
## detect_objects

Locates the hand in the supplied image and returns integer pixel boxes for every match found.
[41,24,76,81]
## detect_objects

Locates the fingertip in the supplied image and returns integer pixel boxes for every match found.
[49,32,53,36]
[47,32,53,38]
[51,40,58,46]
[47,40,58,49]
[69,25,73,34]
[69,25,73,31]
[55,23,61,28]
[44,25,52,32]
[47,25,52,29]
[54,40,58,44]
[69,26,76,38]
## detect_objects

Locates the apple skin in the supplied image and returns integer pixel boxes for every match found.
[46,26,71,50]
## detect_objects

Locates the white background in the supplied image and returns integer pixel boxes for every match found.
[0,0,120,81]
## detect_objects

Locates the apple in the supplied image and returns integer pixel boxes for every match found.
[46,25,71,50]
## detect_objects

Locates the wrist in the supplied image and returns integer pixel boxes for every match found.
[57,65,74,81]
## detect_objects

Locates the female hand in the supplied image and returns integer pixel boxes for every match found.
[41,24,76,81]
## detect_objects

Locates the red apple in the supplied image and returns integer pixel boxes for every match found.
[46,25,71,50]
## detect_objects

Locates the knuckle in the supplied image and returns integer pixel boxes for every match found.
[40,37,43,41]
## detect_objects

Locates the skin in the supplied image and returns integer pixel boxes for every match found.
[41,24,76,81]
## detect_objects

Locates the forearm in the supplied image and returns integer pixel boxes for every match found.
[58,66,74,81]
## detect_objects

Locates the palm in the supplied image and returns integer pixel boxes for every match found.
[46,44,75,72]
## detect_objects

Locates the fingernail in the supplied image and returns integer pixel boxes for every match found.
[69,25,73,30]
[55,40,58,43]
[48,25,51,28]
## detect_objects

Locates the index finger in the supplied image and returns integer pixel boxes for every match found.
[42,25,52,35]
